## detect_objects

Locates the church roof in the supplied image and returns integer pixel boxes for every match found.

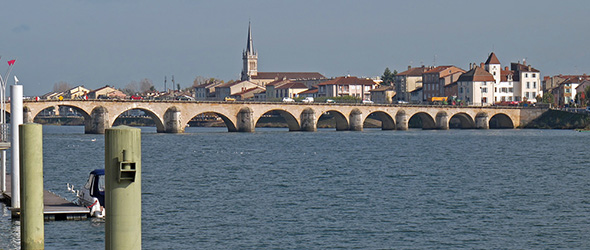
[457,66,495,82]
[245,21,254,55]
[251,72,325,80]
[485,52,501,65]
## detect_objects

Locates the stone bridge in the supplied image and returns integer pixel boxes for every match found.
[7,100,547,134]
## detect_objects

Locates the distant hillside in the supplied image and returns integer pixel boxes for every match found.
[524,110,590,129]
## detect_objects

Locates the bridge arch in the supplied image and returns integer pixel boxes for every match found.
[489,113,514,129]
[318,110,349,131]
[365,111,395,130]
[185,112,237,132]
[449,112,476,129]
[254,109,300,131]
[25,104,91,123]
[409,112,436,129]
[112,107,166,132]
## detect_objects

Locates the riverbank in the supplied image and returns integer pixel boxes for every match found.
[524,109,590,129]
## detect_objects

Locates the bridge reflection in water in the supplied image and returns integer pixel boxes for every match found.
[6,100,547,134]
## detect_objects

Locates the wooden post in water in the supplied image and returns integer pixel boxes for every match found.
[105,126,141,250]
[19,123,44,249]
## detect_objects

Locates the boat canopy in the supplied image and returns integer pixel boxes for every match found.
[90,169,104,176]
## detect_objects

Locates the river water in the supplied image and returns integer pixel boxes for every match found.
[1,126,590,249]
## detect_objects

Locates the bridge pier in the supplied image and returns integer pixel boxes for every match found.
[436,112,449,130]
[23,107,34,123]
[237,107,255,132]
[163,107,184,133]
[300,108,316,132]
[349,109,363,131]
[475,113,489,129]
[85,106,110,134]
[396,112,408,130]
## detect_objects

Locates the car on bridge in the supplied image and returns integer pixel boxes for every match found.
[282,97,295,102]
[301,97,314,103]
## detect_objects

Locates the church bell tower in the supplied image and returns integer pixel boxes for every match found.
[241,22,258,81]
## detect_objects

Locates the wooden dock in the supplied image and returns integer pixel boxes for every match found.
[1,174,90,220]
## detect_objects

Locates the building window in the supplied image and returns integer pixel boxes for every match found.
[482,87,488,93]
[509,87,513,93]
[525,73,528,78]
[533,82,536,88]
[527,82,530,89]
[532,73,536,77]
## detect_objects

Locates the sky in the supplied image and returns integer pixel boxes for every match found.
[1,0,589,96]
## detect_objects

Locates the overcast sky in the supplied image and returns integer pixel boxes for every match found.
[1,0,589,96]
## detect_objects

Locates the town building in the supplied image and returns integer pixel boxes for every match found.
[87,86,127,99]
[421,65,465,102]
[214,80,264,101]
[65,86,90,99]
[511,61,541,102]
[194,81,225,101]
[369,86,395,104]
[410,87,423,103]
[458,52,542,105]
[317,76,377,100]
[457,65,496,105]
[240,22,325,86]
[394,66,429,103]
[275,81,309,99]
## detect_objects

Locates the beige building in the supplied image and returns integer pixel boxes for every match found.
[394,66,430,102]
[215,80,265,101]
[369,86,395,104]
[317,76,377,100]
[87,86,127,99]
[66,86,90,99]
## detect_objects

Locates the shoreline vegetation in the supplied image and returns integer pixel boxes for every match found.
[33,110,590,130]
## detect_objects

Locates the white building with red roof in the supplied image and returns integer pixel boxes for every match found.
[317,76,377,100]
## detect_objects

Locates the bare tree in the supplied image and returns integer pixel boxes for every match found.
[53,81,71,92]
[193,76,207,87]
[139,78,154,93]
[123,81,139,95]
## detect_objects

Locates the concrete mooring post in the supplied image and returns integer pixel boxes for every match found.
[19,123,44,249]
[105,126,141,250]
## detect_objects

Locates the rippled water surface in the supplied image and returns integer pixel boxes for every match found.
[2,126,590,249]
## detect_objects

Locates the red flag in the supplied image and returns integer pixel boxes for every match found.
[7,59,15,66]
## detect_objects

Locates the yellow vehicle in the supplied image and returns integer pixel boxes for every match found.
[428,97,447,103]
[224,96,236,101]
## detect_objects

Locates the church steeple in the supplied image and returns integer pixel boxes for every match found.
[241,21,258,81]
